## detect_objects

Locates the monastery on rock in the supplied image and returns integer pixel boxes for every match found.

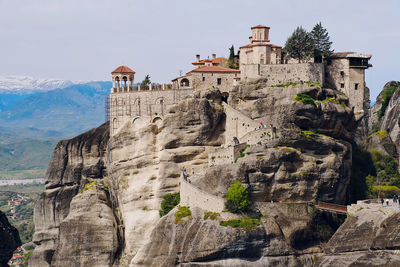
[108,25,372,136]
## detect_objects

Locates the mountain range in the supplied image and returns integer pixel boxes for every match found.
[0,76,111,171]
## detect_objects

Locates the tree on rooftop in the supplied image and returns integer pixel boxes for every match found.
[141,74,151,86]
[284,26,314,63]
[310,22,333,63]
[226,45,238,69]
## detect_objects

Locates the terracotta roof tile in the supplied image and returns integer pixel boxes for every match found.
[188,66,240,74]
[111,66,135,74]
[251,25,270,29]
[192,57,228,65]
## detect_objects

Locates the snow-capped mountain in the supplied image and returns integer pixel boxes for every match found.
[0,75,74,92]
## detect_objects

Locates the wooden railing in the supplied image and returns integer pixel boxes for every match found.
[315,201,347,214]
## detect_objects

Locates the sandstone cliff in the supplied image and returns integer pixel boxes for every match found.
[32,80,361,266]
[319,206,400,266]
[30,123,117,267]
[0,211,21,267]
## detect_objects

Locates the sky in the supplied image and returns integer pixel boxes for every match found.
[0,0,399,100]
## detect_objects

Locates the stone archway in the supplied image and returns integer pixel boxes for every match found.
[180,78,190,87]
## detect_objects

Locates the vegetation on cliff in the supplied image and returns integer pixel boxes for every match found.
[159,193,180,217]
[225,182,251,213]
[377,85,397,118]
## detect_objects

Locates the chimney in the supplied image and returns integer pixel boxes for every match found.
[196,54,200,62]
[212,53,216,59]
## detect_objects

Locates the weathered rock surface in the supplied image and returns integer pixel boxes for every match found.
[369,81,400,147]
[319,207,400,266]
[51,188,118,267]
[30,123,111,266]
[0,211,21,267]
[130,83,355,266]
[108,95,225,262]
[133,205,323,267]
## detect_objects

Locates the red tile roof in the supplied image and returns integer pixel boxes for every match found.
[251,25,270,29]
[111,66,135,74]
[188,66,240,74]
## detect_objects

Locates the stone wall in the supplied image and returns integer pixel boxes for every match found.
[240,128,276,145]
[223,102,260,145]
[109,88,194,135]
[240,63,325,86]
[208,143,247,166]
[191,72,239,92]
[180,176,225,213]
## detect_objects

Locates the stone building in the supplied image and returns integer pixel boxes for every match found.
[325,52,372,120]
[192,53,227,68]
[239,25,284,66]
[172,66,240,92]
[109,66,193,135]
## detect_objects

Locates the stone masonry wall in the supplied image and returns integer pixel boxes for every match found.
[240,63,325,86]
[223,103,260,145]
[208,143,247,166]
[191,72,239,92]
[110,88,194,135]
[180,177,225,213]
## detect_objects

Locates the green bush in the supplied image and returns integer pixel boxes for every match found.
[378,86,398,119]
[174,206,192,223]
[204,211,220,220]
[225,182,251,213]
[219,218,260,230]
[159,192,180,217]
[294,93,316,106]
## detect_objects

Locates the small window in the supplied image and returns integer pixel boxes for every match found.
[217,78,222,85]
[202,76,205,82]
[340,71,344,76]
[340,83,344,88]
[355,83,359,90]
[327,59,332,65]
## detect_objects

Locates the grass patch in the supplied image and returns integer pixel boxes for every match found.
[82,181,97,192]
[219,217,261,231]
[299,130,329,139]
[204,211,220,220]
[175,206,192,223]
[368,130,388,139]
[294,93,316,106]
[321,97,339,104]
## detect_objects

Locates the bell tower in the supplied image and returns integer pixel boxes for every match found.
[249,25,270,43]
[111,65,135,93]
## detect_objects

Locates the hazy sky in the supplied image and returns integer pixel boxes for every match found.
[0,0,399,100]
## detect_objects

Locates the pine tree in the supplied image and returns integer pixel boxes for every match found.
[141,74,151,86]
[310,22,333,63]
[284,26,314,63]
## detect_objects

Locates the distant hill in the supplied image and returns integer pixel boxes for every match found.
[0,80,111,173]
[0,81,111,137]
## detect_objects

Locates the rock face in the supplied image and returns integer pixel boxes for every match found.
[319,207,400,266]
[30,123,116,267]
[32,80,358,266]
[369,81,400,147]
[108,94,225,261]
[128,82,355,266]
[0,211,21,266]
